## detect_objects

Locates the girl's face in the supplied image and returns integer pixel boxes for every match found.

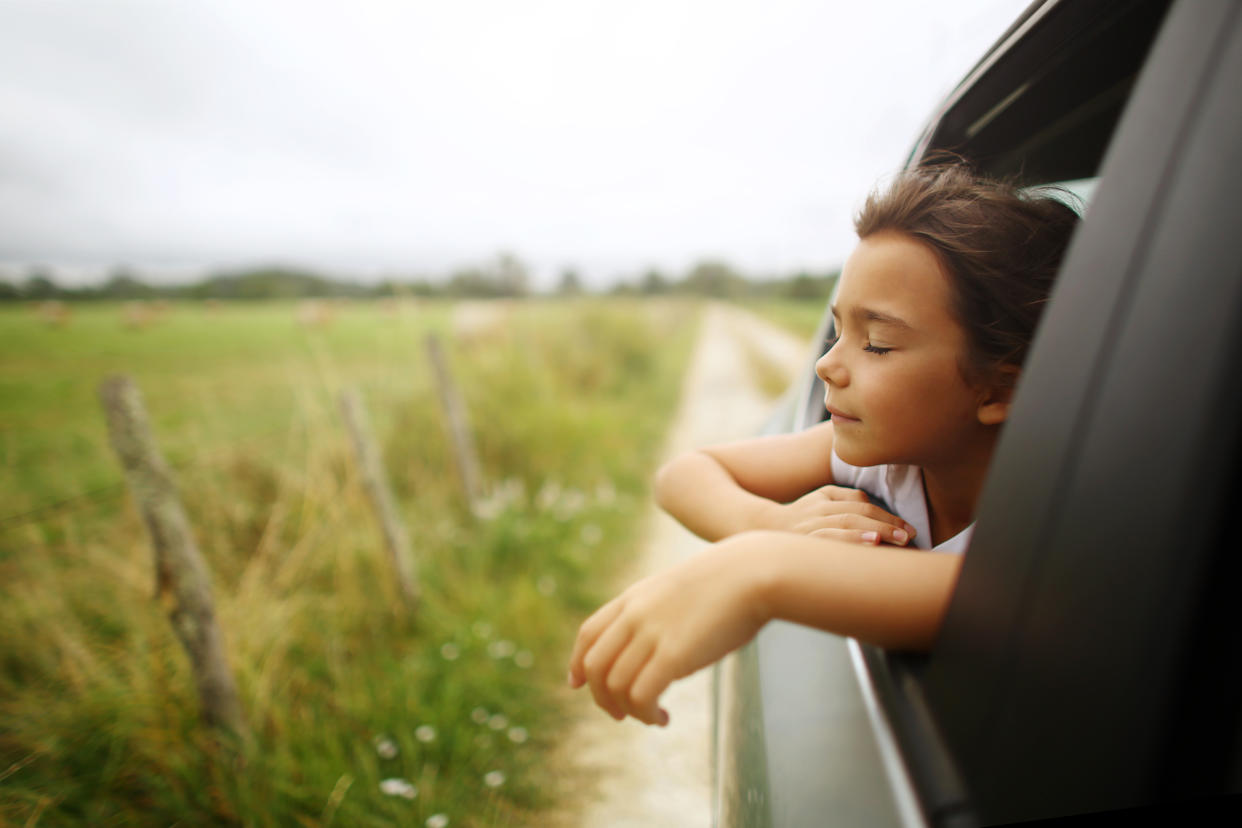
[816,230,1006,470]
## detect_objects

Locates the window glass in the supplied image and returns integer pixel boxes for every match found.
[1032,176,1098,216]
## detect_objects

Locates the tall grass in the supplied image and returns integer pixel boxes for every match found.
[0,298,698,826]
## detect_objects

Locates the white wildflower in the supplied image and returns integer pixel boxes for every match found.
[580,523,603,545]
[373,736,398,759]
[488,714,509,731]
[536,575,557,596]
[507,726,528,744]
[595,480,617,505]
[379,778,418,799]
[473,495,505,521]
[536,480,562,510]
[498,477,525,505]
[562,488,587,512]
[513,650,534,669]
[488,639,516,659]
[415,725,437,743]
[426,814,450,828]
[470,706,490,724]
[554,489,587,521]
[483,770,506,788]
[440,642,460,661]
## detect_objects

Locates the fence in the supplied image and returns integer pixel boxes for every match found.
[6,333,484,735]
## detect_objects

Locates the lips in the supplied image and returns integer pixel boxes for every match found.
[825,404,860,424]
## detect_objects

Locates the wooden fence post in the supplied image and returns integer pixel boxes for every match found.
[339,388,420,610]
[425,334,485,512]
[98,375,246,739]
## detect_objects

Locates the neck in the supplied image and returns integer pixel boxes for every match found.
[920,434,997,546]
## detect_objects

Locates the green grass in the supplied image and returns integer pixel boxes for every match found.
[0,298,700,826]
[743,298,830,341]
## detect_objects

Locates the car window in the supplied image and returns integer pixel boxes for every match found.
[1050,176,1098,209]
[1035,176,1098,215]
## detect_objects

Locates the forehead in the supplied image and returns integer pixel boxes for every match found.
[836,231,956,327]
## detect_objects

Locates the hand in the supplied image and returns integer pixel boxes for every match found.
[567,537,769,726]
[759,485,916,546]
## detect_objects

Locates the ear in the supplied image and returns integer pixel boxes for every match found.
[976,364,1020,426]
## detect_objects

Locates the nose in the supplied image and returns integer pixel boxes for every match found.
[815,335,848,386]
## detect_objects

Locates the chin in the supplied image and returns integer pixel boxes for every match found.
[832,440,883,469]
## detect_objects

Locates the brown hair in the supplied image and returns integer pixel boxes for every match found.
[854,163,1080,385]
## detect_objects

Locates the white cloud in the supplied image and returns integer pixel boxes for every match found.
[0,0,1029,287]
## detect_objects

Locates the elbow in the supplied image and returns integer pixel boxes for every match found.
[652,455,682,510]
[653,450,707,510]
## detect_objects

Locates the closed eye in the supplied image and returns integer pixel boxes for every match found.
[864,343,892,355]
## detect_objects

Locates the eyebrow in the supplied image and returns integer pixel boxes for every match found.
[830,304,914,330]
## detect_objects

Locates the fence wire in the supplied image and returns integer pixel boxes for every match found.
[0,418,323,528]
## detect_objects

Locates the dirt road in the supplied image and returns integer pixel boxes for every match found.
[550,303,812,827]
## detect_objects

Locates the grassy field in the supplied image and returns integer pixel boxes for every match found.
[0,298,698,826]
[745,298,829,342]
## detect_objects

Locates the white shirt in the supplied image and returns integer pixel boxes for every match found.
[830,451,973,554]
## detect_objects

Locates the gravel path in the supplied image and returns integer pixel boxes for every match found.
[548,303,812,827]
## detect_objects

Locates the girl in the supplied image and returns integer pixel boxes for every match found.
[568,163,1080,727]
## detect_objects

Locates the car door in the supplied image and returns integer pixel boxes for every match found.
[713,0,1242,824]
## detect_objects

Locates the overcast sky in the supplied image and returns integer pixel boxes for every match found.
[0,0,1030,289]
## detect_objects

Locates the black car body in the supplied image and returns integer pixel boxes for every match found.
[713,0,1242,824]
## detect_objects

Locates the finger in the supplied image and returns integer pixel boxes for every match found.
[604,634,657,721]
[569,599,625,688]
[810,527,884,545]
[804,514,912,545]
[820,485,868,502]
[855,503,915,536]
[629,651,675,726]
[818,501,916,538]
[857,505,917,540]
[583,617,635,720]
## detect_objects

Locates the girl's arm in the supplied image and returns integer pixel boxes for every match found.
[655,421,915,545]
[567,530,961,725]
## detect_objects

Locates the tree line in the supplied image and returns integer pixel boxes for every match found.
[0,254,837,303]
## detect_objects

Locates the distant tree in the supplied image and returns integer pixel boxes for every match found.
[184,267,367,300]
[446,253,532,298]
[22,268,60,300]
[100,268,157,300]
[406,279,439,298]
[785,272,823,300]
[556,268,583,296]
[682,260,746,298]
[0,280,19,301]
[447,266,493,297]
[640,269,669,295]
[493,252,530,297]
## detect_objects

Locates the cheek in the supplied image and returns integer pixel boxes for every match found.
[870,358,970,425]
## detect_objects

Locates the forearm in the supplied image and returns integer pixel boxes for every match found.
[736,530,962,651]
[654,451,777,541]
